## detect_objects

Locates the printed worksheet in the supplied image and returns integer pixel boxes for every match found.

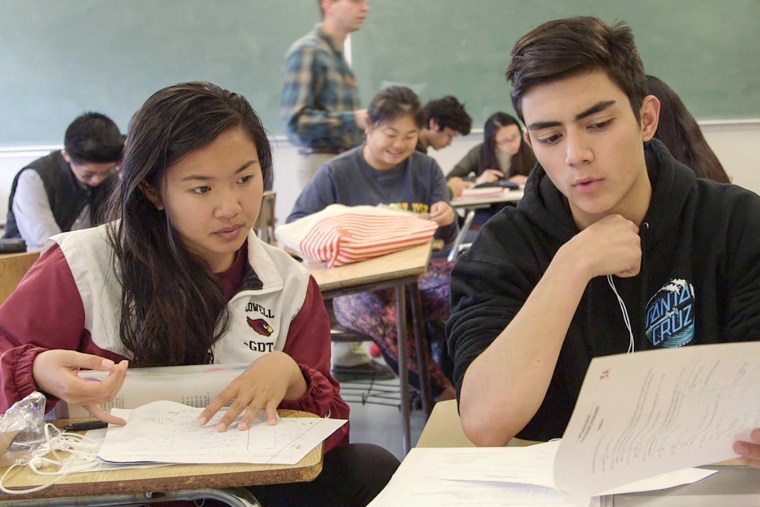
[97,400,346,465]
[554,341,760,503]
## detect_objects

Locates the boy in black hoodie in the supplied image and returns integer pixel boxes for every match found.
[446,16,760,468]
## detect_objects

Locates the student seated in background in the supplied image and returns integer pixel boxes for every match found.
[288,85,459,401]
[0,81,398,506]
[646,74,731,183]
[2,112,123,248]
[415,96,472,154]
[447,112,536,198]
[446,16,760,467]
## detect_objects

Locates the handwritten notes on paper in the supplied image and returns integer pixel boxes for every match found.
[554,341,760,502]
[97,400,346,465]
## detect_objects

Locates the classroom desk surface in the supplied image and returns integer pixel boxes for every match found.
[307,241,432,296]
[449,188,524,208]
[0,250,40,304]
[416,399,533,448]
[447,189,524,262]
[307,241,434,453]
[0,410,322,504]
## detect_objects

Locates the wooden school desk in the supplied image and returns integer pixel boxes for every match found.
[0,410,323,506]
[0,250,40,304]
[448,188,524,262]
[307,241,434,453]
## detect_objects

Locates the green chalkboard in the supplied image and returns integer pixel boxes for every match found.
[0,0,317,147]
[1,0,758,147]
[352,0,760,130]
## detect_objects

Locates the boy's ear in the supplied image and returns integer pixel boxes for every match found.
[523,130,533,150]
[640,95,661,141]
[429,118,439,132]
[139,181,163,210]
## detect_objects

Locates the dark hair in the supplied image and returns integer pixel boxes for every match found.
[107,81,273,367]
[367,85,424,128]
[646,75,730,184]
[507,17,647,124]
[480,112,536,179]
[63,112,123,164]
[423,96,472,135]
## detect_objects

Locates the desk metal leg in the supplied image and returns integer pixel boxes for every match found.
[447,209,477,262]
[0,487,262,506]
[407,283,433,416]
[394,285,412,454]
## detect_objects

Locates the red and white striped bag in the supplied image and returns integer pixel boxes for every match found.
[275,205,437,267]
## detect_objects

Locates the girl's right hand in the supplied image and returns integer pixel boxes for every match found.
[475,169,505,184]
[32,350,128,425]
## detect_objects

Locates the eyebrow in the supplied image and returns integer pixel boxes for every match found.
[382,126,418,135]
[180,160,259,182]
[527,100,617,131]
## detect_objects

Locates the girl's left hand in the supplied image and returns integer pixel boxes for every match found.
[198,352,307,431]
[734,428,760,468]
[429,201,455,227]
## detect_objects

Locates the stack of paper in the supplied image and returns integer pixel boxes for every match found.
[371,341,760,506]
[67,363,252,418]
[368,442,714,507]
[96,400,346,465]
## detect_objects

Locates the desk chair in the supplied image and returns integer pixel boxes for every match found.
[325,300,404,408]
[254,191,276,244]
[0,251,40,305]
[325,296,434,416]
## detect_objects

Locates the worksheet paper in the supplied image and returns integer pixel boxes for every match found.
[554,341,760,503]
[96,400,346,465]
[368,446,604,507]
[368,444,713,507]
[68,363,251,418]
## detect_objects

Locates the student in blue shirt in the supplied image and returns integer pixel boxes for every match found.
[289,85,459,400]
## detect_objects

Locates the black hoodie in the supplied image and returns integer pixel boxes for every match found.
[447,139,760,441]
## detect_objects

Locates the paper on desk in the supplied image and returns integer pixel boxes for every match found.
[429,441,714,494]
[554,341,760,503]
[368,447,603,507]
[460,186,510,197]
[68,363,251,418]
[97,400,346,465]
[62,429,171,473]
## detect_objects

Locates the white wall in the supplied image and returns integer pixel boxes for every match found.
[1,121,759,229]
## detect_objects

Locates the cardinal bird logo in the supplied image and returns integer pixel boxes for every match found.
[247,317,273,336]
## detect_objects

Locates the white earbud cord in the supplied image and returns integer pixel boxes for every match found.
[606,274,635,354]
[0,423,102,495]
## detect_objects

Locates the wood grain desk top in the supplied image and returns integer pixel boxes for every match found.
[307,241,433,296]
[0,409,323,501]
[0,250,40,305]
[450,189,524,208]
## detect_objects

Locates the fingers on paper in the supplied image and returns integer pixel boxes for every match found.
[85,403,126,426]
[734,429,760,468]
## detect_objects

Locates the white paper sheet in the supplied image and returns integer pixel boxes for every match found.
[554,341,760,502]
[428,442,714,494]
[368,447,603,507]
[68,363,251,418]
[97,400,346,465]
